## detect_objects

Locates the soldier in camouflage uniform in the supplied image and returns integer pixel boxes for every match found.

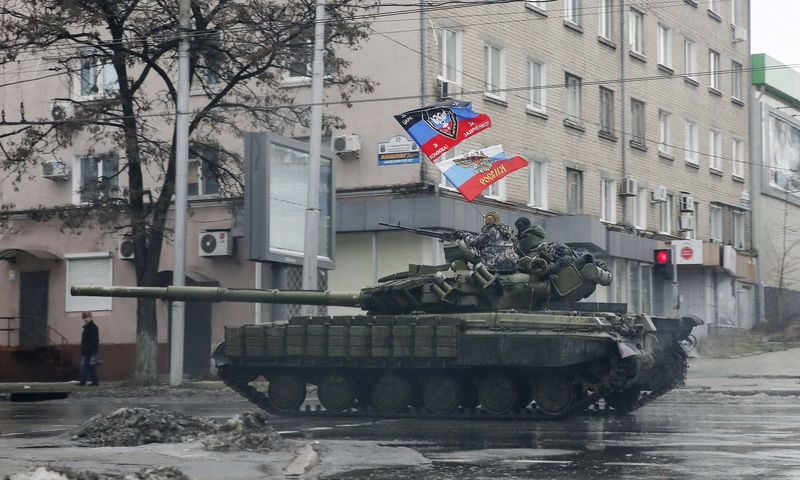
[514,216,547,257]
[457,211,519,273]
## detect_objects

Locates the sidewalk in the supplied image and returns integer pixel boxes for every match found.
[686,347,800,394]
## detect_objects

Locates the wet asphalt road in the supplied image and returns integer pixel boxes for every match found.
[2,388,800,479]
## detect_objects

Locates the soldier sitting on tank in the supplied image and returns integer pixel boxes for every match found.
[514,216,547,257]
[455,211,518,273]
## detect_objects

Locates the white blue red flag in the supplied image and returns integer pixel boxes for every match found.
[394,100,491,161]
[436,145,528,201]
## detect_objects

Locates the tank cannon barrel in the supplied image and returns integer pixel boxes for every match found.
[70,285,366,307]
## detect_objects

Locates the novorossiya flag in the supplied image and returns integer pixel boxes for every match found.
[394,100,491,161]
[436,145,528,202]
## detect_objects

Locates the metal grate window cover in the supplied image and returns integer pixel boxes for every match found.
[285,266,328,316]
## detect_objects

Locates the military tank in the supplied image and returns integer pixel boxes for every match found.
[72,226,701,420]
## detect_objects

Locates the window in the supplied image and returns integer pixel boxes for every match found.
[630,9,644,54]
[684,38,697,80]
[73,153,120,204]
[484,177,506,200]
[709,50,720,90]
[484,44,505,100]
[733,210,745,248]
[188,146,220,197]
[709,130,722,171]
[527,0,546,11]
[565,73,582,123]
[627,261,641,313]
[566,168,583,214]
[660,195,672,235]
[195,30,222,86]
[74,49,118,99]
[732,138,744,178]
[601,179,617,223]
[657,24,672,68]
[439,147,461,190]
[731,0,742,25]
[708,0,718,14]
[66,254,112,312]
[690,207,699,240]
[599,87,614,135]
[634,187,647,229]
[640,264,652,314]
[285,47,311,79]
[527,60,546,113]
[731,61,743,101]
[440,28,461,84]
[685,120,699,164]
[631,99,645,146]
[659,110,672,155]
[528,159,548,209]
[709,204,723,241]
[598,0,612,39]
[565,0,580,25]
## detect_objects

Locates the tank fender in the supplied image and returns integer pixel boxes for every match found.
[617,340,642,359]
[212,340,230,367]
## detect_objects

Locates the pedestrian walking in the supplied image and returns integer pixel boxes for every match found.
[79,311,100,386]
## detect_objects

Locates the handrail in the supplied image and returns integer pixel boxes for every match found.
[1,316,70,367]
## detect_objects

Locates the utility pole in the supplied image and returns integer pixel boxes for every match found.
[170,0,191,386]
[302,0,326,313]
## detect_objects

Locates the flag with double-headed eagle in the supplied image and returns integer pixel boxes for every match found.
[436,145,528,201]
[393,100,491,161]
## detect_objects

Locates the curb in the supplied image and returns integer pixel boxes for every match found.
[683,386,800,396]
[284,441,320,478]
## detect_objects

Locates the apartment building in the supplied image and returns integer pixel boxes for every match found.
[0,0,753,380]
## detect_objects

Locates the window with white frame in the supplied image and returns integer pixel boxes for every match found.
[73,49,118,99]
[732,138,744,178]
[601,179,617,223]
[731,0,742,25]
[634,187,647,229]
[627,261,641,313]
[657,24,672,68]
[73,153,120,204]
[709,49,720,90]
[631,99,645,145]
[194,30,222,86]
[285,47,311,80]
[598,0,612,39]
[630,9,644,54]
[484,44,505,100]
[708,0,718,14]
[709,204,723,241]
[188,145,220,197]
[690,206,699,240]
[733,210,745,248]
[66,254,112,312]
[599,87,614,135]
[527,60,546,113]
[567,168,583,214]
[709,130,722,170]
[658,109,672,155]
[440,28,461,84]
[565,0,580,25]
[660,195,672,235]
[685,120,699,164]
[527,0,546,11]
[684,38,697,80]
[528,159,548,209]
[565,73,582,123]
[439,147,461,190]
[484,177,506,199]
[731,61,743,100]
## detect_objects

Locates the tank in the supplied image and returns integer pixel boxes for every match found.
[72,229,702,419]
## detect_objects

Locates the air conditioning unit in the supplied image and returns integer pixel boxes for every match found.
[199,230,233,257]
[733,25,748,42]
[680,194,695,212]
[42,160,69,181]
[651,186,668,203]
[679,212,695,232]
[437,78,461,100]
[332,134,361,161]
[50,100,74,121]
[118,236,135,260]
[618,177,638,197]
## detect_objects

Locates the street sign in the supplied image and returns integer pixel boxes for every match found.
[672,239,703,265]
[378,135,420,166]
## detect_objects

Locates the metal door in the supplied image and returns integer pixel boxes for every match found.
[19,271,49,347]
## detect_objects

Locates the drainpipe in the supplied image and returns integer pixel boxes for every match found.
[619,3,628,225]
[752,84,766,324]
[420,0,428,186]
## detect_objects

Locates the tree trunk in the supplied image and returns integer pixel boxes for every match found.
[134,296,159,384]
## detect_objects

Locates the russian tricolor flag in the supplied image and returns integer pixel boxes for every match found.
[436,145,528,201]
[394,100,491,161]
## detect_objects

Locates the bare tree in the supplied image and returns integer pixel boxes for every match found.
[764,191,800,328]
[0,0,376,383]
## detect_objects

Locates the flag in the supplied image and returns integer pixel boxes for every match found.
[436,145,528,202]
[394,100,491,161]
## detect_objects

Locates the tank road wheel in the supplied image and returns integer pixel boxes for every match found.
[267,374,306,412]
[422,374,463,414]
[477,373,518,415]
[604,387,641,414]
[318,373,356,412]
[372,374,412,413]
[534,372,576,417]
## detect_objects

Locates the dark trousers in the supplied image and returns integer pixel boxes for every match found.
[79,355,99,386]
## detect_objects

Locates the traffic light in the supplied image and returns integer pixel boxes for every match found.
[653,248,673,279]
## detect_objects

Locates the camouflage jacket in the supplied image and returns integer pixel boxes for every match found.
[463,224,519,273]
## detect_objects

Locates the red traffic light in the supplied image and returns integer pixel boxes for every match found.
[654,248,671,264]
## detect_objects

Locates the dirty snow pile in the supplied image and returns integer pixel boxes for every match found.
[5,465,189,480]
[69,408,284,452]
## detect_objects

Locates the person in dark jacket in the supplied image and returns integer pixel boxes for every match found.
[79,311,99,386]
[458,211,519,273]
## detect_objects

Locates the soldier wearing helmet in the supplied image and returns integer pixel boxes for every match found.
[457,211,519,273]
